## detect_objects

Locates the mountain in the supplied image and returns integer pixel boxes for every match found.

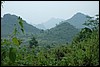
[37,12,88,46]
[65,12,88,28]
[34,24,46,30]
[35,18,65,30]
[37,20,79,46]
[1,14,41,37]
[35,12,88,30]
[1,12,88,45]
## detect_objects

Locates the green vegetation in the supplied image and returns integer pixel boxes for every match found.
[1,13,99,66]
[29,36,38,48]
[1,13,79,47]
[1,17,25,66]
[37,21,79,46]
[1,3,99,65]
[1,14,41,37]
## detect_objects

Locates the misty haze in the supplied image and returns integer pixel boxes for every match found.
[1,1,99,66]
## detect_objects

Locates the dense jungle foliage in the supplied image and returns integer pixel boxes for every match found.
[1,14,99,66]
[1,1,99,66]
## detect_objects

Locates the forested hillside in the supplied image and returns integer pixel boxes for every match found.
[1,13,99,66]
[1,1,99,66]
[37,20,79,47]
[1,13,80,47]
[1,14,41,37]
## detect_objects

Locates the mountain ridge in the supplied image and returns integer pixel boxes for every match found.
[65,12,88,28]
[35,17,65,30]
[1,13,41,37]
[34,12,88,30]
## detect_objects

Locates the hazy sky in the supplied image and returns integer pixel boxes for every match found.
[1,1,99,25]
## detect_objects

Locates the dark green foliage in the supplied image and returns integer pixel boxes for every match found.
[1,16,25,66]
[12,37,19,46]
[1,14,99,66]
[18,17,24,28]
[1,13,80,46]
[1,30,99,66]
[72,27,92,43]
[29,36,38,48]
[37,21,79,46]
[9,47,16,63]
[83,15,99,30]
[73,14,99,44]
[18,17,24,34]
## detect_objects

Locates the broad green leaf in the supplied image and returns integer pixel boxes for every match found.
[18,17,24,34]
[18,17,23,28]
[9,47,16,62]
[19,21,23,28]
[12,37,19,46]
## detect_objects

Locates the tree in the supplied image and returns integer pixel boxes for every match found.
[73,14,99,43]
[83,14,99,31]
[29,36,38,48]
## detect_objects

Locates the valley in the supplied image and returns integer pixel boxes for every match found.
[1,1,99,66]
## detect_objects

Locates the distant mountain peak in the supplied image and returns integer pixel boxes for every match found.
[3,13,15,17]
[35,17,65,30]
[75,12,85,15]
[3,13,18,19]
[3,13,11,16]
[72,12,86,18]
[66,12,88,28]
